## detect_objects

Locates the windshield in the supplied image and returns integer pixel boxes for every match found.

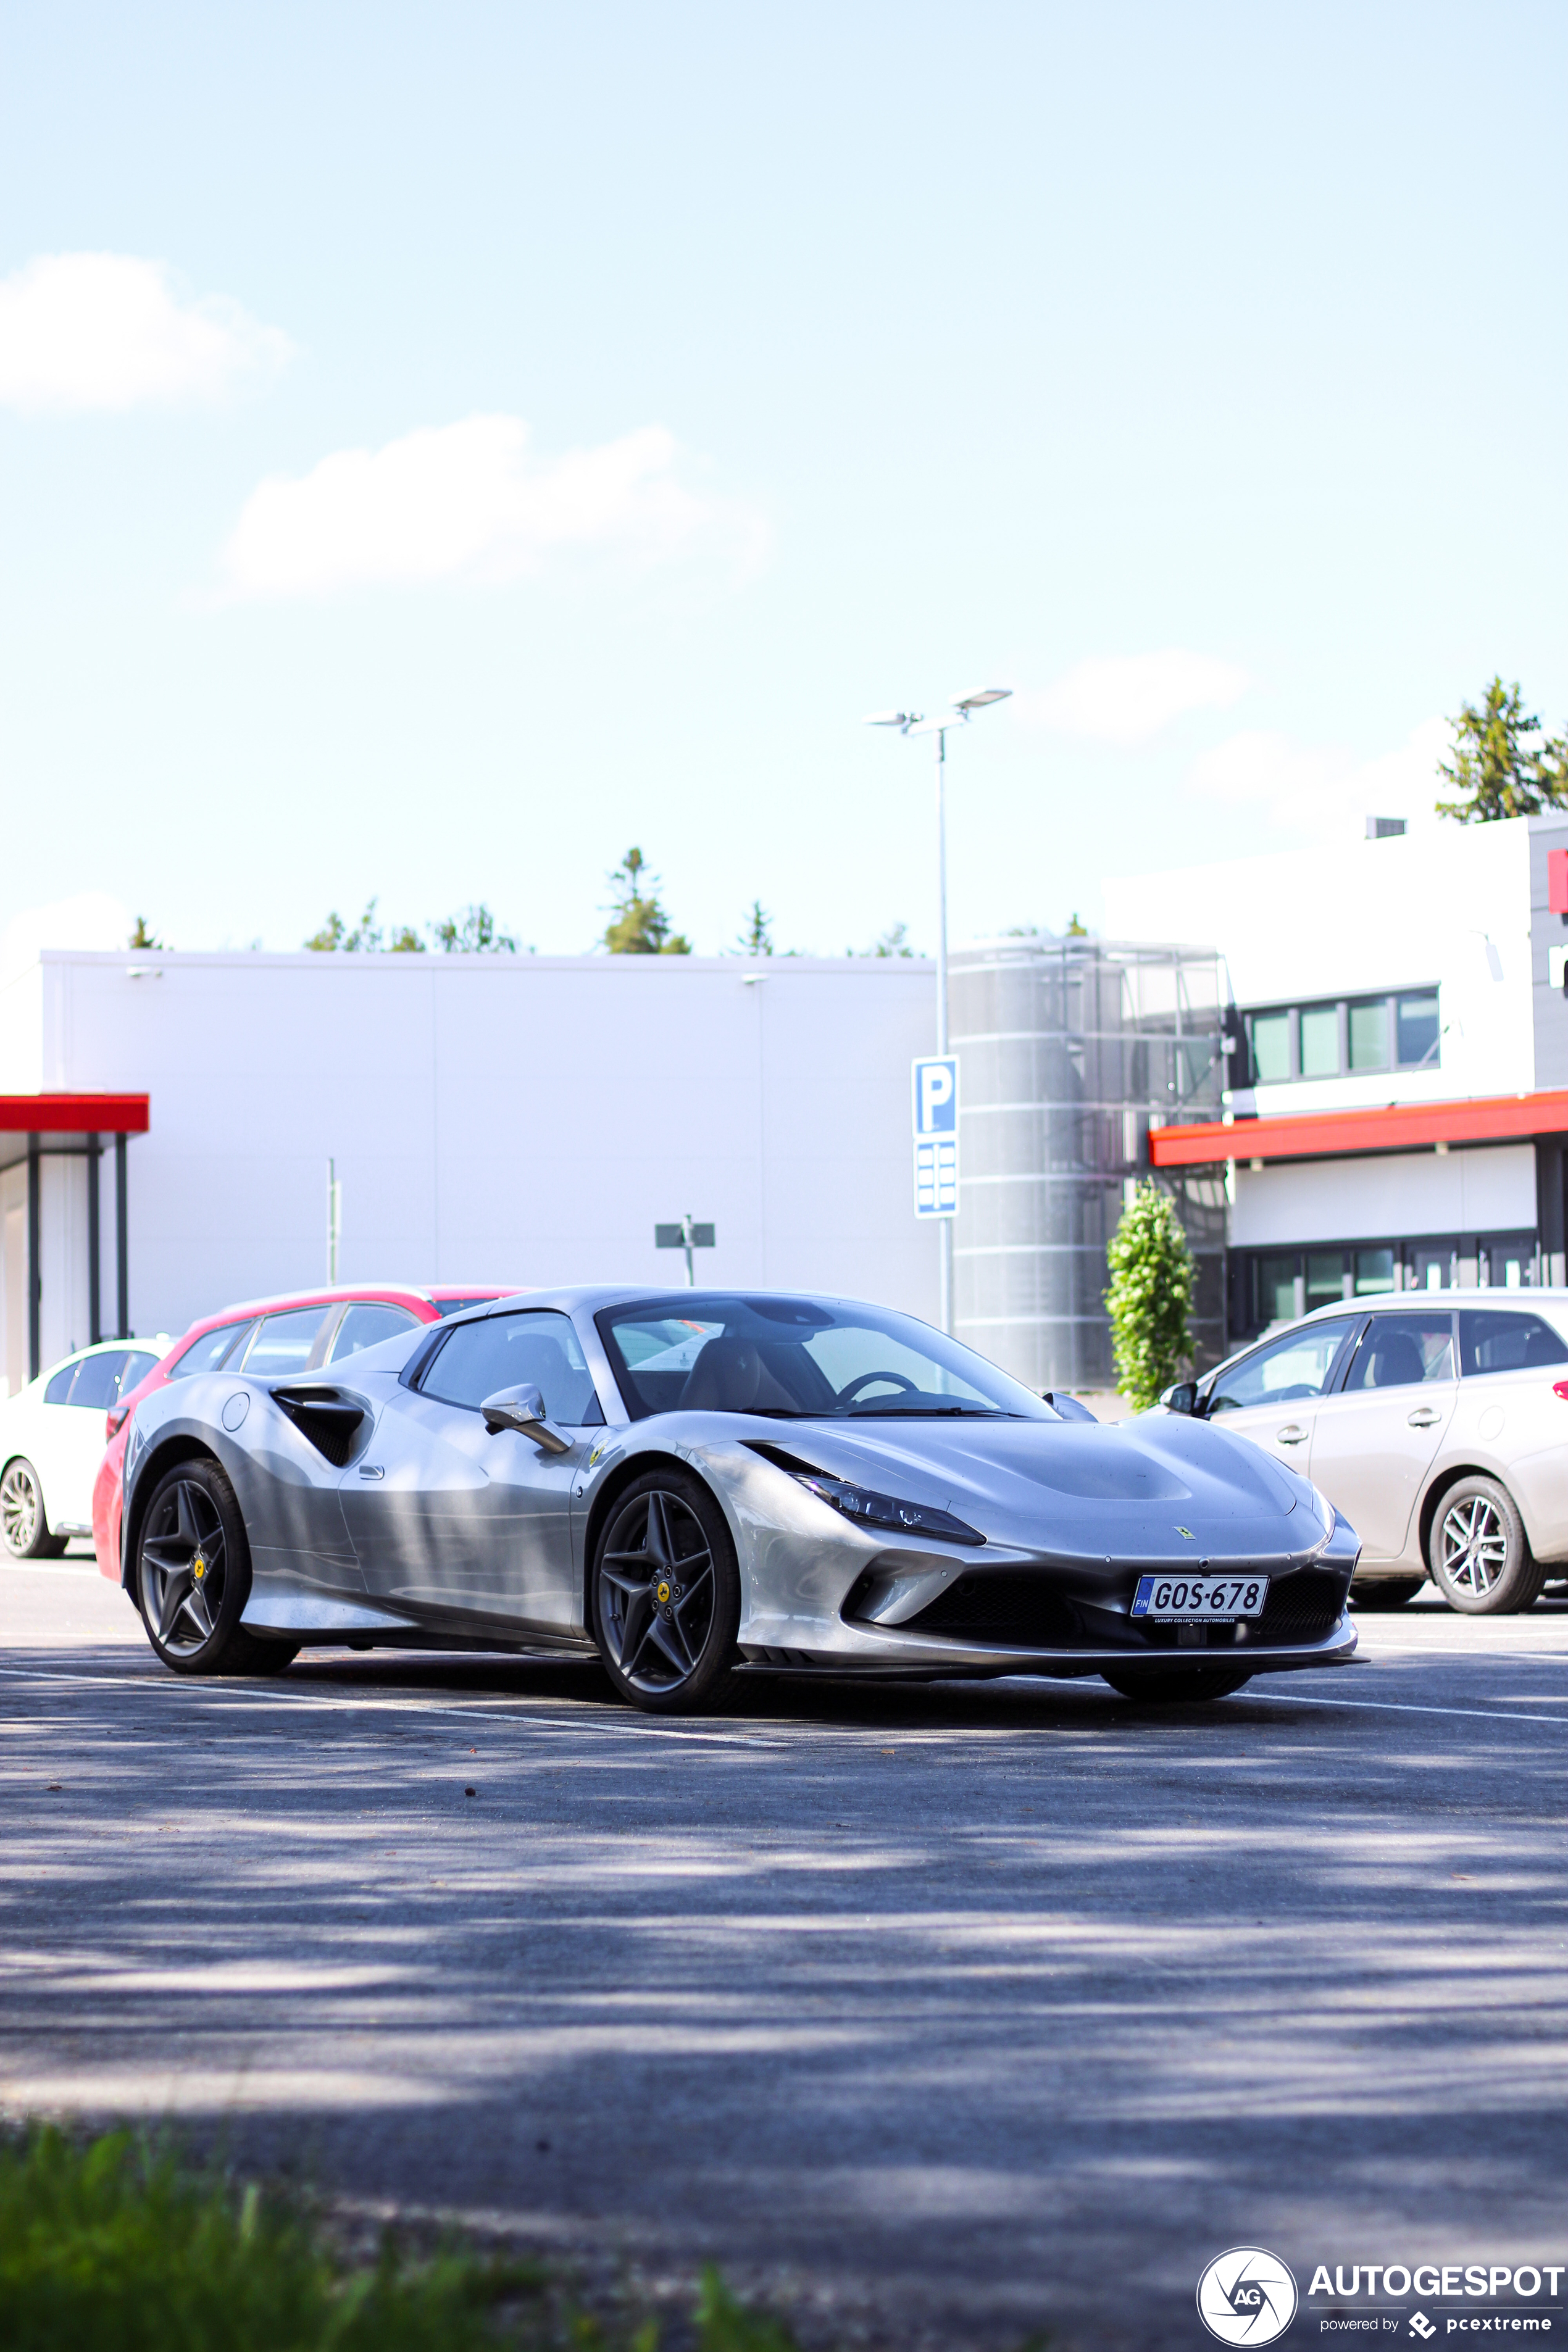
[596,1293,1054,1421]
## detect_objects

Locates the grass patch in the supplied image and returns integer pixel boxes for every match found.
[0,2125,804,2351]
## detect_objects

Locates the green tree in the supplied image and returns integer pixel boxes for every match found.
[127,916,164,949]
[736,899,774,955]
[305,899,427,951]
[844,921,915,958]
[602,848,691,954]
[1436,677,1568,822]
[430,903,517,953]
[1104,1180,1196,1410]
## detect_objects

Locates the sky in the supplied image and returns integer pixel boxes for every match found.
[1,0,1566,962]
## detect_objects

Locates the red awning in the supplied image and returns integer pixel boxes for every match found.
[1149,1089,1568,1169]
[0,1093,149,1135]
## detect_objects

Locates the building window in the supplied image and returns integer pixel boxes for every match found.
[1305,1250,1345,1310]
[1397,991,1440,1067]
[1243,989,1440,1083]
[1299,1004,1339,1077]
[1250,1009,1291,1084]
[1348,999,1390,1070]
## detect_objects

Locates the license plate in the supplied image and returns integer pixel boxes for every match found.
[1131,1572,1270,1620]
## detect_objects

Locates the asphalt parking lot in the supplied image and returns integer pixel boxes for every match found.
[3,1562,1566,2350]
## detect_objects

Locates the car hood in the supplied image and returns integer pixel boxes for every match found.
[709,1409,1330,1567]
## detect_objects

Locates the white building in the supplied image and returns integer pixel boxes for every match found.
[1106,811,1568,1338]
[0,949,940,1395]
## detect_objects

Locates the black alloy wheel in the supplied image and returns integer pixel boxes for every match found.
[136,1458,296,1676]
[1428,1475,1545,1616]
[1101,1664,1254,1703]
[592,1470,740,1713]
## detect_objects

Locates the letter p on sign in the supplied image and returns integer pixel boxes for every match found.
[914,1057,957,1136]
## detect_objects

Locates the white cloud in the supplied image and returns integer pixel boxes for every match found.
[219,414,767,599]
[0,252,291,414]
[1187,716,1449,836]
[1020,649,1249,746]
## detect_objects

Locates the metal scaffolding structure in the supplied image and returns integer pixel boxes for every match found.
[949,935,1228,1392]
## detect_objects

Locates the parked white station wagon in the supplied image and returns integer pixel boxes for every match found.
[1161,1295,1568,1614]
[0,1338,169,1558]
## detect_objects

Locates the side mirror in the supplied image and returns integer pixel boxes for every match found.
[1159,1381,1199,1415]
[480,1383,572,1454]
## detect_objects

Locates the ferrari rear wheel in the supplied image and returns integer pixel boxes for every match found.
[1,1458,69,1559]
[135,1456,292,1676]
[592,1470,740,1713]
[1101,1664,1254,1703]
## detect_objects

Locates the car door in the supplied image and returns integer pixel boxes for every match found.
[1202,1317,1359,1470]
[39,1349,130,1531]
[340,1308,604,1635]
[23,1353,95,1528]
[1304,1310,1457,1561]
[1446,1307,1568,1556]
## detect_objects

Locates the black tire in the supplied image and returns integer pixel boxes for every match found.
[1427,1475,1546,1615]
[1,1457,70,1559]
[591,1469,740,1714]
[135,1456,287,1675]
[1351,1577,1426,1609]
[1101,1664,1254,1703]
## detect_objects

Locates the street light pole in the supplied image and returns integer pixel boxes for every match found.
[864,687,1012,1339]
[933,722,953,1334]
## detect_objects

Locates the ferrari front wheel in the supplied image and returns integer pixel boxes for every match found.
[592,1470,741,1713]
[1101,1664,1253,1703]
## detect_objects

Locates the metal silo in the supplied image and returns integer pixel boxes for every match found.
[949,935,1228,1392]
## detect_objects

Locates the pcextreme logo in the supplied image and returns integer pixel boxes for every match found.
[1198,2248,1299,2345]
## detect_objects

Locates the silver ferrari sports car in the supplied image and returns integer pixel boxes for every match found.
[118,1287,1360,1711]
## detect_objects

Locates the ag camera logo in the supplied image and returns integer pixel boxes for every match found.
[1198,2248,1299,2345]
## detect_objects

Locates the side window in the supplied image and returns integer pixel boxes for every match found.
[1207,1320,1356,1413]
[328,1304,423,1363]
[1342,1312,1454,1391]
[1459,1310,1568,1376]
[117,1351,161,1397]
[421,1311,604,1424]
[240,1306,333,1378]
[167,1321,257,1380]
[44,1357,85,1404]
[68,1351,131,1411]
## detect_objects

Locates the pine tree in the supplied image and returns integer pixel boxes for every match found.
[737,899,774,955]
[1435,677,1568,823]
[602,848,691,954]
[1104,1181,1196,1410]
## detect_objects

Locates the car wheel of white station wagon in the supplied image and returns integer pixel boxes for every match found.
[0,1457,69,1560]
[1428,1475,1545,1616]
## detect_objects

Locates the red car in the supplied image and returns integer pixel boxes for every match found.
[93,1284,515,1580]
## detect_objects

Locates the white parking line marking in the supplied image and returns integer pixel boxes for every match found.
[2,1664,1565,1735]
[1247,1688,1568,1729]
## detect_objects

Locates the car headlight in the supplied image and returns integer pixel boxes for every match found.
[793,1472,985,1547]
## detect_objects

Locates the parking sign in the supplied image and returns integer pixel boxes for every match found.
[912,1056,959,1219]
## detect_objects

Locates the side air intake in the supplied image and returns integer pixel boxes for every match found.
[272,1386,365,1469]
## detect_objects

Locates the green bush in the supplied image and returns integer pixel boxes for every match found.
[1104,1181,1195,1410]
[0,2125,561,2352]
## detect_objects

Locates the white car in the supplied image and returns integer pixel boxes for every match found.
[1,1338,169,1558]
[1162,1293,1568,1614]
